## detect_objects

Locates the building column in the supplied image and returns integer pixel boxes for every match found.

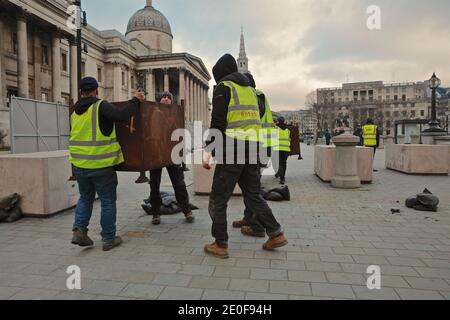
[69,38,78,102]
[128,66,132,97]
[146,68,155,101]
[17,12,29,98]
[52,30,61,102]
[164,68,169,92]
[33,32,41,101]
[113,61,121,101]
[189,75,194,122]
[201,85,205,124]
[193,79,197,121]
[178,67,186,118]
[0,17,6,108]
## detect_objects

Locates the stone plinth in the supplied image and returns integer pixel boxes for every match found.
[385,144,449,175]
[192,150,242,195]
[331,134,361,189]
[314,146,373,183]
[0,150,78,216]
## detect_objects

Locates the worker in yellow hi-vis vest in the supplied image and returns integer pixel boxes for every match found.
[70,77,144,251]
[274,117,291,185]
[202,54,288,259]
[362,118,380,172]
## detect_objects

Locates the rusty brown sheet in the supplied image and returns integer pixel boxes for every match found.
[114,101,185,171]
[288,125,301,156]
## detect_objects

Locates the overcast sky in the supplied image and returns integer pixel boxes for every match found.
[84,0,450,111]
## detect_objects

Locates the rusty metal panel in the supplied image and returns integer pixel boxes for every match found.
[113,101,185,171]
[289,125,301,156]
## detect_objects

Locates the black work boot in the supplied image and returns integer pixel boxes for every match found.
[184,211,194,223]
[102,236,123,251]
[152,214,161,225]
[71,229,94,247]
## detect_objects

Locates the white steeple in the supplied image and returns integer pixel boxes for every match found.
[237,26,249,73]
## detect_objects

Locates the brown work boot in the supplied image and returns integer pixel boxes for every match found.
[71,229,94,247]
[241,226,265,238]
[184,211,194,223]
[152,215,161,225]
[102,236,123,252]
[232,218,249,228]
[263,233,288,251]
[204,242,229,259]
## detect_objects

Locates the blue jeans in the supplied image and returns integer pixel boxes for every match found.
[73,166,118,243]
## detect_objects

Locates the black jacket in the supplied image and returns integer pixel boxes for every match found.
[206,54,262,163]
[73,97,140,136]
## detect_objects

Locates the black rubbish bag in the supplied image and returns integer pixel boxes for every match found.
[262,186,291,202]
[405,188,439,212]
[141,191,199,215]
[0,193,23,223]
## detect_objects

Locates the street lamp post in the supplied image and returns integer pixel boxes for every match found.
[423,73,446,133]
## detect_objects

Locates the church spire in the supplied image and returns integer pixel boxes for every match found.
[237,26,249,73]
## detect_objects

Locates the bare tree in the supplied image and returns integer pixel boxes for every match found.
[305,90,317,110]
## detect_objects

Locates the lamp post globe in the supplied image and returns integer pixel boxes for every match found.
[423,73,446,133]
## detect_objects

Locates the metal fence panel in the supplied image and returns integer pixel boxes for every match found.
[9,96,70,154]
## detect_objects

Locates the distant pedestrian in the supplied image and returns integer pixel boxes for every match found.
[362,118,380,172]
[324,129,332,146]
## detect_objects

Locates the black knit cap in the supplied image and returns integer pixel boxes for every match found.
[80,77,99,92]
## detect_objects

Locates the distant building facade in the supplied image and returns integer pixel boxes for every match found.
[316,81,436,135]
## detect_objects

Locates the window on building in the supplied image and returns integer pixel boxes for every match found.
[12,32,18,54]
[378,96,382,101]
[61,53,67,71]
[394,95,398,101]
[411,110,416,118]
[394,111,399,117]
[386,95,390,101]
[402,111,407,117]
[97,67,102,83]
[122,72,125,86]
[42,45,49,65]
[402,87,407,93]
[81,62,85,77]
[394,88,398,93]
[41,92,49,101]
[130,76,134,88]
[345,98,349,102]
[385,111,391,117]
[420,110,425,117]
[402,95,406,101]
[386,88,390,93]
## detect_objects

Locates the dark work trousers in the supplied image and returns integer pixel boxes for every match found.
[149,165,191,215]
[209,164,282,245]
[277,151,290,181]
[243,163,265,233]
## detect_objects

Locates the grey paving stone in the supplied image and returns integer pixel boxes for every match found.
[9,288,60,300]
[320,254,354,263]
[119,284,164,299]
[158,286,203,300]
[0,286,23,299]
[270,260,306,271]
[250,268,288,281]
[213,266,250,279]
[326,272,366,286]
[404,277,450,291]
[414,267,450,279]
[352,286,400,300]
[288,271,327,283]
[202,289,245,300]
[229,279,269,293]
[311,283,356,299]
[235,258,270,268]
[306,262,342,272]
[189,276,230,290]
[79,280,128,296]
[395,288,445,300]
[245,292,288,300]
[152,274,192,287]
[269,281,312,296]
[178,264,215,276]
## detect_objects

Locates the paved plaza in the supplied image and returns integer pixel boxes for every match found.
[0,145,449,300]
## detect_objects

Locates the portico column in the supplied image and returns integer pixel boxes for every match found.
[178,67,186,115]
[146,68,155,101]
[52,30,61,102]
[164,68,169,92]
[69,38,78,102]
[113,61,121,101]
[189,75,194,122]
[17,12,29,98]
[0,17,6,108]
[193,80,197,121]
[33,32,41,101]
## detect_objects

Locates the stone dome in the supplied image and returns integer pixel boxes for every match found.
[126,2,172,37]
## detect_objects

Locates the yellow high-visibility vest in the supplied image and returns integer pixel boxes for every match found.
[362,124,377,147]
[274,127,291,152]
[69,99,124,169]
[221,81,261,142]
[255,89,277,148]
